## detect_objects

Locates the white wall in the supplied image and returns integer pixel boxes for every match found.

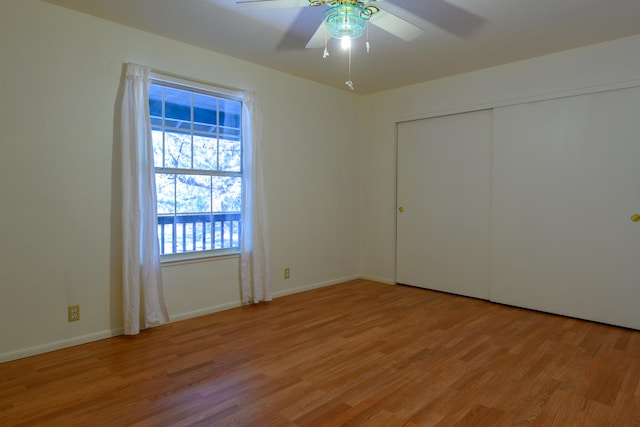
[3,0,640,363]
[0,0,361,361]
[360,34,640,284]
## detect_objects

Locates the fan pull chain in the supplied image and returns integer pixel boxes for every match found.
[366,25,370,53]
[346,45,354,90]
[323,29,329,58]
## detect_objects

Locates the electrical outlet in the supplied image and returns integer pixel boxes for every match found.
[284,267,290,280]
[68,305,80,322]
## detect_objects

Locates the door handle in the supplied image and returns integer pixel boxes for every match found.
[398,207,404,213]
[631,213,640,222]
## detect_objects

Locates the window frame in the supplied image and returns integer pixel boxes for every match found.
[149,73,244,263]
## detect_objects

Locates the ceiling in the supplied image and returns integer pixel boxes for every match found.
[42,0,640,94]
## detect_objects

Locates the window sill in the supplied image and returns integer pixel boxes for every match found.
[160,249,240,267]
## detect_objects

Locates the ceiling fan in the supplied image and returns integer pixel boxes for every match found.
[236,0,482,90]
[237,0,420,49]
[236,0,483,48]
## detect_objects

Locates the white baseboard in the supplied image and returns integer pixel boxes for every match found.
[272,275,361,298]
[0,329,123,364]
[169,275,362,323]
[169,301,243,323]
[0,275,368,363]
[359,274,396,285]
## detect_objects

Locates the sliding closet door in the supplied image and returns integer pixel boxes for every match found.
[492,87,640,329]
[397,110,492,299]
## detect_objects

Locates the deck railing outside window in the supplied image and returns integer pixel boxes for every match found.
[157,213,241,255]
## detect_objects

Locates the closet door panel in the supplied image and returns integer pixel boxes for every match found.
[397,110,492,299]
[491,87,640,329]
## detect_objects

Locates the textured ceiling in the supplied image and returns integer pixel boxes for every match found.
[42,0,640,94]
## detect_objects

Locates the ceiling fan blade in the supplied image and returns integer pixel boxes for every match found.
[370,10,423,42]
[276,6,324,50]
[305,22,326,49]
[388,0,484,37]
[236,0,309,9]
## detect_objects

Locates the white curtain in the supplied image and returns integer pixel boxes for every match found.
[121,63,170,334]
[240,91,272,304]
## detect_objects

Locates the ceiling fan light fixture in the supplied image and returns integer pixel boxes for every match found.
[324,4,371,41]
[319,1,381,91]
[341,35,351,49]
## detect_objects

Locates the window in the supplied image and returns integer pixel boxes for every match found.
[149,78,243,258]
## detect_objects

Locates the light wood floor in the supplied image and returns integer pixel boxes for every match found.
[2,279,640,426]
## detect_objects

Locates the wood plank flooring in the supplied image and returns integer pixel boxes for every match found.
[1,279,640,426]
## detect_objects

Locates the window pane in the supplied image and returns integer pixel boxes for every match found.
[163,86,191,126]
[176,175,211,214]
[193,93,217,133]
[220,127,241,141]
[174,214,210,253]
[149,84,163,118]
[212,176,241,212]
[219,139,241,172]
[157,216,175,255]
[176,221,188,253]
[219,98,241,129]
[156,174,176,215]
[150,116,162,128]
[152,130,164,168]
[193,134,218,170]
[164,131,192,169]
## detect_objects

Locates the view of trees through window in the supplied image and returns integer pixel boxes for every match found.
[149,81,243,255]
